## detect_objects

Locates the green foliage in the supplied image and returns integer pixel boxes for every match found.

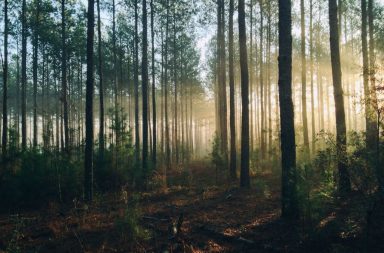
[0,149,82,210]
[210,133,226,183]
[210,133,225,169]
[347,131,378,193]
[297,161,336,227]
[114,194,149,242]
[5,215,24,253]
[297,130,383,228]
[94,107,136,192]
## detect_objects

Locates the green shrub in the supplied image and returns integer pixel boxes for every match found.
[114,194,149,242]
[0,149,82,211]
[210,133,226,184]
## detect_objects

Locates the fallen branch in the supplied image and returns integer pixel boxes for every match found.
[199,224,254,245]
[142,216,170,222]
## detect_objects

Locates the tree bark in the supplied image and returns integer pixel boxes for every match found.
[85,0,95,202]
[239,0,250,188]
[97,0,104,156]
[21,0,27,151]
[134,0,140,163]
[329,0,350,194]
[229,0,236,180]
[217,0,228,169]
[164,0,171,185]
[2,0,8,157]
[368,0,382,191]
[33,0,40,149]
[151,0,157,167]
[142,0,149,186]
[278,0,299,219]
[301,0,310,156]
[309,0,316,153]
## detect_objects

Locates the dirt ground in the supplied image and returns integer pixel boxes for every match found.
[0,162,383,253]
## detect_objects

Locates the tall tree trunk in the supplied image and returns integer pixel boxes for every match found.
[229,0,236,180]
[2,0,8,157]
[142,0,149,186]
[62,0,69,152]
[85,0,95,202]
[309,0,316,153]
[362,0,372,146]
[97,0,104,156]
[164,0,171,185]
[249,0,254,152]
[151,0,157,167]
[278,0,299,219]
[259,1,265,161]
[217,0,228,168]
[16,38,20,148]
[134,0,140,163]
[329,0,350,194]
[160,28,164,159]
[33,0,40,148]
[368,0,382,190]
[112,0,119,146]
[267,1,272,160]
[239,0,250,188]
[301,0,309,157]
[21,0,27,151]
[173,12,179,165]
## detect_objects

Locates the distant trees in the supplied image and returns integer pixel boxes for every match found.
[0,0,383,202]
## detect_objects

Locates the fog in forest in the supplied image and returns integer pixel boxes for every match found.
[0,0,384,252]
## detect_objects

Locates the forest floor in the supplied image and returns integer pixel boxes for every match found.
[0,161,383,253]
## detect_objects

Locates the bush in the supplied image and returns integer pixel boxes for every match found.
[210,133,226,184]
[0,149,82,211]
[114,194,149,242]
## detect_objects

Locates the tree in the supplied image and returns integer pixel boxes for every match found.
[151,0,157,167]
[329,0,351,194]
[134,0,140,163]
[368,0,382,190]
[309,0,316,153]
[97,0,104,156]
[85,0,95,202]
[164,0,171,184]
[239,0,250,188]
[301,0,310,156]
[112,0,118,146]
[2,0,8,157]
[229,0,236,180]
[32,0,40,148]
[278,0,299,219]
[217,0,228,168]
[21,0,27,151]
[362,0,378,154]
[62,0,69,152]
[142,0,149,185]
